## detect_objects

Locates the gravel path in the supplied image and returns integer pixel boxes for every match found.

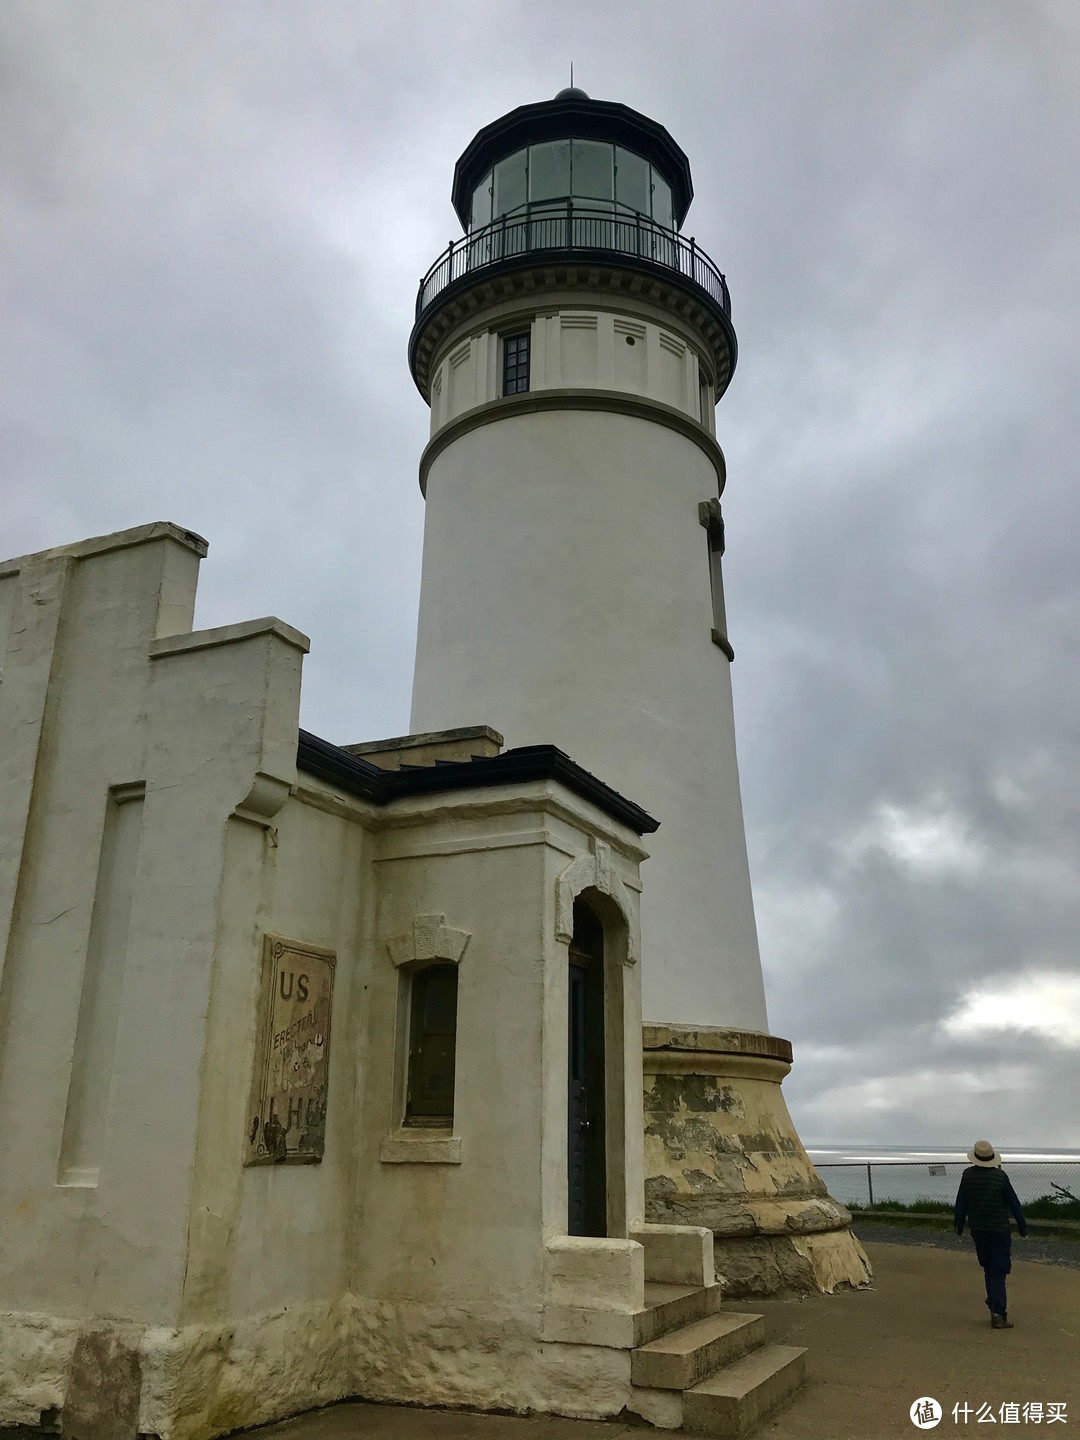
[853,1220,1080,1270]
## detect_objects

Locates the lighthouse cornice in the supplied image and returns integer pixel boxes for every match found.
[410,248,737,402]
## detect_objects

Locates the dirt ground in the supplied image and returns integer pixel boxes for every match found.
[738,1239,1080,1438]
[251,1242,1080,1440]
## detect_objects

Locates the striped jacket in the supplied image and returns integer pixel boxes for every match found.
[954,1165,1028,1236]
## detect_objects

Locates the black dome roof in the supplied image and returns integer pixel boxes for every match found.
[450,93,694,230]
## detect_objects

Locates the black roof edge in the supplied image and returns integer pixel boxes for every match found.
[296,728,659,835]
[451,96,693,230]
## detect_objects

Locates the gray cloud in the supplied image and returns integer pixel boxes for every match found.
[2,0,1077,1146]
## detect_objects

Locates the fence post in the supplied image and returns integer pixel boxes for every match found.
[867,1163,874,1208]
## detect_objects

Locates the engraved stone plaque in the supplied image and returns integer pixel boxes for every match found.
[246,935,335,1165]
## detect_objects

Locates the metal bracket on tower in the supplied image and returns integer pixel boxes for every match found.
[698,498,725,555]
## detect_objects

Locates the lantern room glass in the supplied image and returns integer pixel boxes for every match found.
[470,140,679,234]
[472,172,493,228]
[572,139,613,208]
[493,150,527,216]
[529,139,571,202]
[614,148,650,217]
[651,172,673,233]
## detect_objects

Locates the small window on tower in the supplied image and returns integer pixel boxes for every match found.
[405,965,458,1126]
[502,331,531,395]
[698,368,712,426]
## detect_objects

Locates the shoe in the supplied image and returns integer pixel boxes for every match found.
[991,1313,1014,1329]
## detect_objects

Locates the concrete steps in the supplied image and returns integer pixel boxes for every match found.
[632,1311,765,1390]
[634,1281,725,1346]
[629,1286,806,1437]
[682,1344,808,1437]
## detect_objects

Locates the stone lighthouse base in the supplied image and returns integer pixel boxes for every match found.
[642,1025,872,1299]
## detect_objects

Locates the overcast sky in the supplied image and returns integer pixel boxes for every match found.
[3,1,1078,1150]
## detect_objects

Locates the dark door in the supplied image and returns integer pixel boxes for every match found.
[568,902,606,1236]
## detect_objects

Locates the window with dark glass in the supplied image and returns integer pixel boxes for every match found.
[699,369,712,424]
[405,965,458,1124]
[502,331,531,395]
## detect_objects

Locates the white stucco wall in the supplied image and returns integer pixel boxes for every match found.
[410,404,768,1032]
[351,800,645,1307]
[169,795,366,1425]
[427,305,711,434]
[159,777,656,1434]
[0,522,667,1436]
[0,526,317,1433]
[0,526,211,1330]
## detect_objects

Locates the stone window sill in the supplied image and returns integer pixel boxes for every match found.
[380,1130,463,1164]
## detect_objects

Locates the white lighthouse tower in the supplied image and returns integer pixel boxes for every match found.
[408,89,868,1293]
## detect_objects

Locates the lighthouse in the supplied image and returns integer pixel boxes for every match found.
[408,89,869,1293]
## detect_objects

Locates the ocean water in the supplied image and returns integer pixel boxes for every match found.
[806,1144,1080,1208]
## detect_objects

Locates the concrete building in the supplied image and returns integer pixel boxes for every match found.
[0,89,867,1439]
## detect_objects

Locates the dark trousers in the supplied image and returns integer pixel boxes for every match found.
[972,1230,1012,1316]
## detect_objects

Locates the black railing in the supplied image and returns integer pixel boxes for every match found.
[416,201,730,321]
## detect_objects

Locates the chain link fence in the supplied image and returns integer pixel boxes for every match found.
[815,1160,1080,1221]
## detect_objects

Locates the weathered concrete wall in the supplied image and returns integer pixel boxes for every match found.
[349,795,649,1329]
[0,524,312,1431]
[167,788,368,1433]
[0,523,671,1437]
[642,1027,872,1298]
[146,785,656,1435]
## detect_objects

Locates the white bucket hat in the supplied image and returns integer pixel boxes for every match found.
[968,1139,1003,1167]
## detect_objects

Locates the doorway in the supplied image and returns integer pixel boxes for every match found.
[567,898,606,1236]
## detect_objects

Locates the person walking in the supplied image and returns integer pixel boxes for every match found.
[954,1139,1029,1328]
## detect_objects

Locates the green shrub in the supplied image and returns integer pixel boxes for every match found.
[848,1198,951,1214]
[848,1192,1079,1221]
[1025,1192,1080,1221]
